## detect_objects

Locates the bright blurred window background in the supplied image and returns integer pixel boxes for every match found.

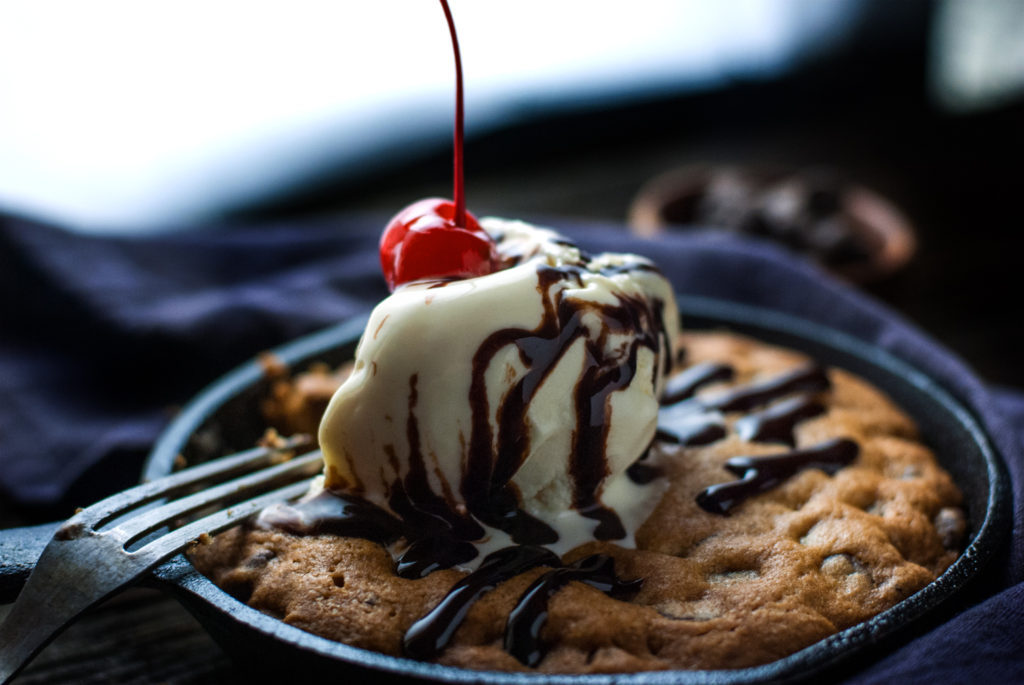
[0,0,860,232]
[0,0,1020,233]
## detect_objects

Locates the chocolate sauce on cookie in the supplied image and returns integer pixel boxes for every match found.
[504,554,642,667]
[696,438,859,514]
[261,489,483,578]
[662,361,734,404]
[650,359,856,516]
[703,364,830,413]
[404,545,561,661]
[403,545,639,666]
[396,536,479,579]
[626,460,662,484]
[655,422,728,448]
[258,490,404,543]
[735,395,825,445]
[655,364,828,451]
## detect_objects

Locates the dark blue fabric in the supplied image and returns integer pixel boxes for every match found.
[0,211,1021,681]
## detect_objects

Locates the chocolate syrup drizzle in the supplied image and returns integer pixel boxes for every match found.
[387,374,485,542]
[259,490,404,543]
[695,438,859,515]
[259,376,486,577]
[662,361,734,404]
[402,545,640,665]
[259,492,482,579]
[396,536,479,579]
[735,395,825,446]
[505,554,642,666]
[704,365,830,413]
[403,545,560,661]
[625,457,661,485]
[463,262,669,543]
[650,361,858,515]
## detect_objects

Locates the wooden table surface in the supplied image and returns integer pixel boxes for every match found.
[0,590,237,684]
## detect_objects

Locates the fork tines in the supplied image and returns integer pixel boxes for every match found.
[0,434,323,684]
[57,434,322,558]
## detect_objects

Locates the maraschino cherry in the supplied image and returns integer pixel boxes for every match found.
[379,0,498,291]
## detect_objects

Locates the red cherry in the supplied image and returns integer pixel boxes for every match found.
[379,198,498,290]
[378,5,493,291]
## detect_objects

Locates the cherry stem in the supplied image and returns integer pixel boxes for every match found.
[439,0,466,228]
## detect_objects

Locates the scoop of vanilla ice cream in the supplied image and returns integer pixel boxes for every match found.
[318,219,678,552]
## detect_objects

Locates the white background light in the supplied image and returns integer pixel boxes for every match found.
[0,1,854,232]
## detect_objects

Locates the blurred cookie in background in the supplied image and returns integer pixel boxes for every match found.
[628,165,916,284]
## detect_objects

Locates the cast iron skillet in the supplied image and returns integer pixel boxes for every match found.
[0,295,1011,684]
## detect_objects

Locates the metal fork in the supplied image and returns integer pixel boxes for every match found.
[0,435,322,684]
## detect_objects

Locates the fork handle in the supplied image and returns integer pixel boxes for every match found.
[0,523,60,604]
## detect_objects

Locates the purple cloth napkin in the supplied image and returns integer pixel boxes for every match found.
[0,211,1021,681]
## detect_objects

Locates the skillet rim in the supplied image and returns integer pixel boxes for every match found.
[145,294,1011,684]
